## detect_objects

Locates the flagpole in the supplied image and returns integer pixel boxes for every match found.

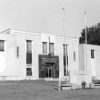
[62,8,66,43]
[62,7,67,75]
[84,11,87,44]
[84,11,87,72]
[58,8,66,91]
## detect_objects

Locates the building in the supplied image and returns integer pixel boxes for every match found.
[79,44,100,83]
[0,29,82,85]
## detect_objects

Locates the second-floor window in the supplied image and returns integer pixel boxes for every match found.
[50,43,54,55]
[42,42,47,55]
[26,40,32,64]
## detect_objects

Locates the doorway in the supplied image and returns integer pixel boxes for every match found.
[45,67,52,78]
[45,63,53,78]
[39,55,59,78]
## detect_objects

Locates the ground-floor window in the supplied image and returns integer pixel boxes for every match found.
[26,68,32,76]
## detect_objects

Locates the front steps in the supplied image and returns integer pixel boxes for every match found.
[60,84,72,90]
[92,83,100,88]
[91,78,100,88]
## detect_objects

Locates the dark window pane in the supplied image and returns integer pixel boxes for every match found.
[91,50,94,58]
[26,53,32,64]
[63,44,66,76]
[0,40,4,51]
[26,40,32,64]
[17,46,19,57]
[26,68,32,76]
[73,51,76,61]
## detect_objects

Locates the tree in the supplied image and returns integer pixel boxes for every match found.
[79,23,100,45]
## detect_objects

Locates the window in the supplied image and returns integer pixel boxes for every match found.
[0,40,4,51]
[26,40,32,53]
[42,42,47,54]
[66,44,68,66]
[17,46,19,58]
[26,40,32,64]
[50,43,54,55]
[63,44,66,76]
[91,50,94,58]
[73,51,76,61]
[26,68,32,76]
[63,44,68,76]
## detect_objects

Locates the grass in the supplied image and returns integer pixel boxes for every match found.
[0,80,100,100]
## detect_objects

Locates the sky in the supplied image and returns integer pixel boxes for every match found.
[0,0,100,37]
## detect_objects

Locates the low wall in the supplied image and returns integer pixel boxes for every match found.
[70,72,92,87]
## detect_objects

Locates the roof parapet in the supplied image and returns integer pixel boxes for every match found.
[0,29,10,34]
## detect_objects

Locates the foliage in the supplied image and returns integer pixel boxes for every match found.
[79,23,100,45]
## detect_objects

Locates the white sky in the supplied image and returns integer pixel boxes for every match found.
[0,0,100,37]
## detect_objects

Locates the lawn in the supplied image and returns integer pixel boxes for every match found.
[0,80,100,100]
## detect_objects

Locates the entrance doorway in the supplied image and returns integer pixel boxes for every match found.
[45,66,52,78]
[39,55,59,78]
[45,63,53,78]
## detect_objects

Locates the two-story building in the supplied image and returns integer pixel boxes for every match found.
[0,29,88,86]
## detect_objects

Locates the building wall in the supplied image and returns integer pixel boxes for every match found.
[78,44,100,85]
[1,29,100,86]
[40,33,79,80]
[86,45,100,79]
[0,30,41,80]
[0,29,79,82]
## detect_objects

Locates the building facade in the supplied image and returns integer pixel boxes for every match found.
[0,29,81,85]
[79,44,100,83]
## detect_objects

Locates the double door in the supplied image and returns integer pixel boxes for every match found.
[39,61,59,78]
[45,66,53,78]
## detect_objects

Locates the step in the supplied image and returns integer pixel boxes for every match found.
[94,84,100,86]
[89,83,100,88]
[61,84,72,90]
